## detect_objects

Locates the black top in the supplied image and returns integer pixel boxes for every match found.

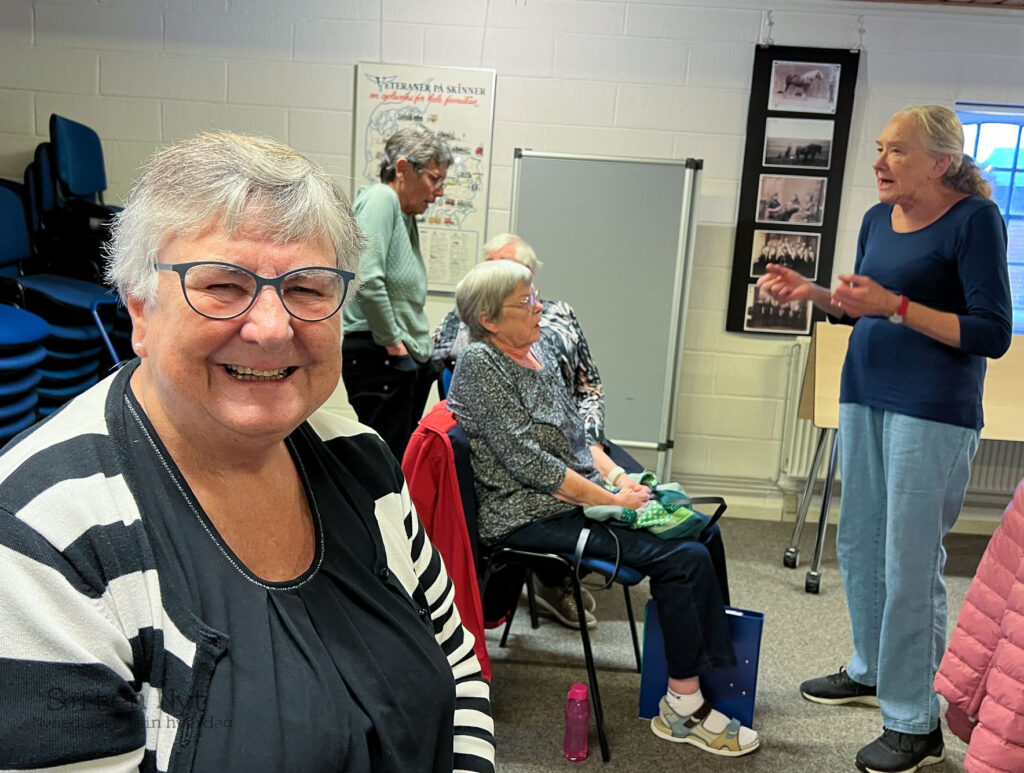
[124,385,457,772]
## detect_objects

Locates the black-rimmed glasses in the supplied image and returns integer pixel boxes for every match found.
[156,261,355,322]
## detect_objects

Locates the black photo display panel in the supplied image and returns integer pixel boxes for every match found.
[727,45,860,335]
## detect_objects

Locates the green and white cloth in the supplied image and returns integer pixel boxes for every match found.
[584,472,707,540]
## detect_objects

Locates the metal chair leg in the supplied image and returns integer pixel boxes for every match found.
[499,572,527,647]
[572,579,610,762]
[524,568,540,629]
[805,430,838,594]
[622,585,641,673]
[784,426,830,568]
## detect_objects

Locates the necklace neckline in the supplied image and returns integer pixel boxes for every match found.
[123,388,326,591]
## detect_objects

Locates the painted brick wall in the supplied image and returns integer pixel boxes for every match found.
[2,0,1022,518]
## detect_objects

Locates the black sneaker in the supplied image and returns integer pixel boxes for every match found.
[855,727,945,773]
[800,667,879,706]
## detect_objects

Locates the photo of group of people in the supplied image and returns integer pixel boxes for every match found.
[744,284,811,334]
[755,174,826,226]
[740,57,846,335]
[749,230,819,281]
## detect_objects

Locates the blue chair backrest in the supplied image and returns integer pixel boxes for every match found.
[0,184,31,269]
[447,421,484,577]
[23,163,40,234]
[34,143,59,215]
[49,114,108,199]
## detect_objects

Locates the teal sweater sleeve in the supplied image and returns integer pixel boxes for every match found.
[343,185,432,359]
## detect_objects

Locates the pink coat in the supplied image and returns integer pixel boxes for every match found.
[934,478,1024,773]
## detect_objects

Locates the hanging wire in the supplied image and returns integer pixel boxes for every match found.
[760,10,775,47]
[855,15,866,51]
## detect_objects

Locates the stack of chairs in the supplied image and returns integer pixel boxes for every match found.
[0,305,49,445]
[0,181,124,421]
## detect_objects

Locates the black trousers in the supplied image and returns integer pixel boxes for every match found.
[342,333,437,460]
[502,510,735,679]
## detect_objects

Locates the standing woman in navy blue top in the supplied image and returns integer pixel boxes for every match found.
[758,105,1012,773]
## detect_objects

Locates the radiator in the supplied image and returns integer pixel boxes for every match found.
[782,419,1023,494]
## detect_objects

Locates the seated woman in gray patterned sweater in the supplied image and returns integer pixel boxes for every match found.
[446,259,760,759]
[433,233,629,628]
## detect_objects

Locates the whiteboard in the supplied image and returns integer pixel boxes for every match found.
[352,63,496,290]
[510,151,702,478]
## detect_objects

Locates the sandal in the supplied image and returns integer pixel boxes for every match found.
[650,697,760,757]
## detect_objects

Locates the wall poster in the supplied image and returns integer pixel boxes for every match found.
[353,63,496,291]
[726,45,860,335]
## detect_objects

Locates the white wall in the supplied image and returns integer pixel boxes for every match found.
[3,0,1022,520]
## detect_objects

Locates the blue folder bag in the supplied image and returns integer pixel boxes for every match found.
[638,601,764,727]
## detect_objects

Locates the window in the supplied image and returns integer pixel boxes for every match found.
[956,103,1024,334]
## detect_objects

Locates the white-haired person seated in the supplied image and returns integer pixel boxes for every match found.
[447,259,759,758]
[0,132,494,773]
[434,234,731,630]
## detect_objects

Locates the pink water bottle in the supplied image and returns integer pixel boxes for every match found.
[563,683,590,761]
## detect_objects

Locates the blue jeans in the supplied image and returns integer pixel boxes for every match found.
[837,403,978,734]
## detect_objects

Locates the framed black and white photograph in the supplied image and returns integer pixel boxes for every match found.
[743,284,812,335]
[755,174,827,226]
[726,45,859,335]
[749,230,820,280]
[763,118,834,169]
[768,60,841,114]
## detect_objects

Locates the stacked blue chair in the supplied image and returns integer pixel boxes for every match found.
[0,181,123,416]
[49,113,121,219]
[0,305,49,444]
[46,115,133,357]
[24,141,105,284]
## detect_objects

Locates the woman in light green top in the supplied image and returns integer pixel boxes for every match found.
[342,125,452,458]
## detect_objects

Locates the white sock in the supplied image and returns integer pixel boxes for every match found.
[665,688,759,747]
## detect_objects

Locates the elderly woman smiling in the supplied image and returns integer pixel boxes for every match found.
[0,133,494,772]
[446,260,759,759]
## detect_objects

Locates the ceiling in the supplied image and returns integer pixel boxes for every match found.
[848,0,1024,8]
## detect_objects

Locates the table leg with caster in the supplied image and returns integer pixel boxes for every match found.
[784,427,830,569]
[805,429,838,594]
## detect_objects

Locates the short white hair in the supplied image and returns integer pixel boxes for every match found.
[455,259,533,341]
[105,132,364,303]
[482,232,542,274]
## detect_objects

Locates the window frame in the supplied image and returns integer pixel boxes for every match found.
[956,103,1024,334]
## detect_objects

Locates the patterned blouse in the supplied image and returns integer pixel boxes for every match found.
[446,337,603,544]
[431,297,606,444]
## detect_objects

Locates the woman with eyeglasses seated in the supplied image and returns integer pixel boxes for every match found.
[0,133,494,773]
[446,259,759,759]
[342,124,452,459]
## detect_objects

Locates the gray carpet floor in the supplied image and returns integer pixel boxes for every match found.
[485,518,993,772]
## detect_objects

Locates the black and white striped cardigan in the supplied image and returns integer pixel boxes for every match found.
[0,368,495,772]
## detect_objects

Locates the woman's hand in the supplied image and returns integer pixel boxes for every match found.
[616,475,644,492]
[613,485,651,511]
[831,274,899,319]
[756,264,814,303]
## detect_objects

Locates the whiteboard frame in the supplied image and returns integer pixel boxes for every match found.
[510,149,702,480]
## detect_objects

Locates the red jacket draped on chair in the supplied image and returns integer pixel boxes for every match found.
[402,400,491,681]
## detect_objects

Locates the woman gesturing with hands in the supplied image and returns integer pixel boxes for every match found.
[761,105,1012,773]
